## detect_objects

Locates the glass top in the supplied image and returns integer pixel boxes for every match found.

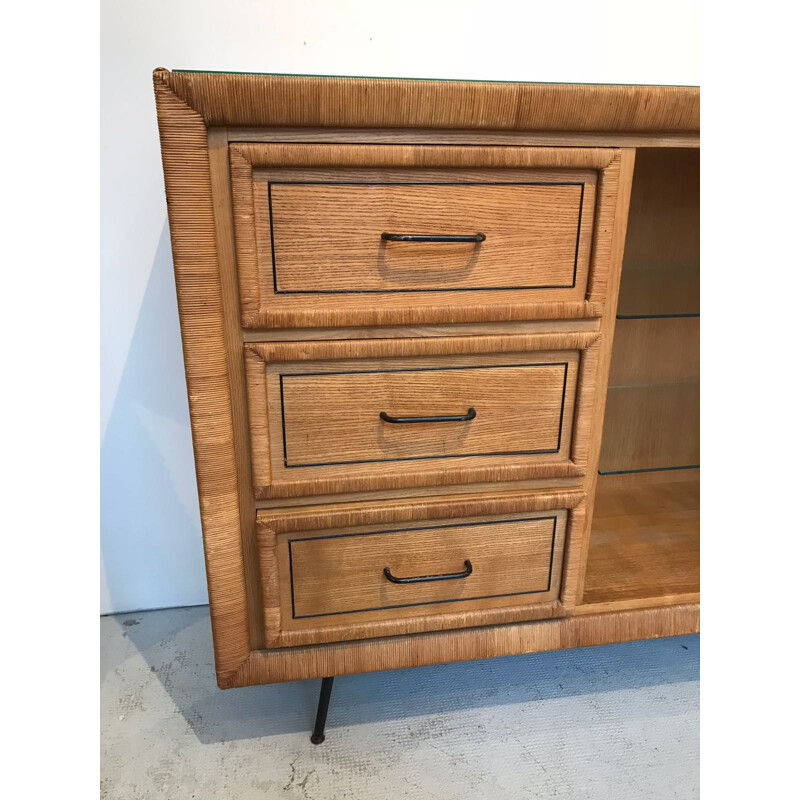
[172,69,697,89]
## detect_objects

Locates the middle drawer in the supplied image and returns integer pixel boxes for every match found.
[244,332,600,499]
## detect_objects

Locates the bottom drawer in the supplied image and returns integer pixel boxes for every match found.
[256,492,579,647]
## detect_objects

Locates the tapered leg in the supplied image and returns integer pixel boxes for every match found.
[310,677,334,744]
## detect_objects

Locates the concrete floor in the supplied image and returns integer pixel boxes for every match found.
[101,606,699,799]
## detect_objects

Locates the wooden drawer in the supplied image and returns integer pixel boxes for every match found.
[282,360,567,467]
[244,332,601,499]
[269,182,583,292]
[257,491,582,647]
[229,143,625,328]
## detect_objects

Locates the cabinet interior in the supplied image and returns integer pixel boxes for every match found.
[583,148,700,607]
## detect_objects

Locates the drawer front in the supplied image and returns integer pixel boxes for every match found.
[290,516,559,618]
[244,333,600,499]
[230,144,624,328]
[281,361,569,468]
[269,182,583,293]
[257,493,579,647]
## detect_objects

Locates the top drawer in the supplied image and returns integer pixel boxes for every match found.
[269,182,582,292]
[229,144,624,328]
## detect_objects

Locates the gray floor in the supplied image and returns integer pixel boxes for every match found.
[101,606,699,799]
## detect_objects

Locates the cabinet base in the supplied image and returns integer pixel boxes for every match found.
[219,603,699,689]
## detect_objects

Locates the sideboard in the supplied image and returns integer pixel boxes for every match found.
[153,69,699,742]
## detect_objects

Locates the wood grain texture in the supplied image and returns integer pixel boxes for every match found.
[567,149,637,607]
[229,144,622,328]
[241,318,601,342]
[576,147,699,601]
[581,471,699,607]
[288,516,562,619]
[154,69,698,689]
[600,285,700,474]
[254,475,585,510]
[157,70,699,133]
[228,126,701,148]
[617,148,700,317]
[269,182,588,292]
[255,489,584,648]
[259,508,568,647]
[280,360,574,466]
[244,332,601,499]
[207,128,264,650]
[558,499,588,609]
[223,603,699,687]
[257,486,585,533]
[600,384,700,473]
[607,316,700,386]
[153,74,250,685]
[234,143,616,169]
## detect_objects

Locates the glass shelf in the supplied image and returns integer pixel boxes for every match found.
[599,382,699,474]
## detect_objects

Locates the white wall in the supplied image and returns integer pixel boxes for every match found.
[100,0,699,614]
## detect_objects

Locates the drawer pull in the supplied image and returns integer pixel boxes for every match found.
[379,407,477,424]
[383,559,473,584]
[381,232,486,243]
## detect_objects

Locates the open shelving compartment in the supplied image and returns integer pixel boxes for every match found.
[581,147,700,611]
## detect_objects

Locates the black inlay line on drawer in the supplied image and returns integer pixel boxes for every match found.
[616,313,700,320]
[278,361,570,468]
[266,181,587,295]
[287,515,559,619]
[598,464,700,476]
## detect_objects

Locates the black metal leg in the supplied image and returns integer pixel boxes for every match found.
[310,676,334,744]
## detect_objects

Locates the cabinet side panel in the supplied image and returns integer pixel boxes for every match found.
[563,148,637,607]
[153,74,250,683]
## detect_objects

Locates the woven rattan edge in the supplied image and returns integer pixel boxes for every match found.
[221,602,700,688]
[152,69,697,689]
[154,68,699,134]
[153,72,252,687]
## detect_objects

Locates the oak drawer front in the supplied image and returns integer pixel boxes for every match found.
[290,516,559,618]
[230,144,624,328]
[281,361,568,467]
[269,182,584,293]
[244,333,601,499]
[257,498,577,647]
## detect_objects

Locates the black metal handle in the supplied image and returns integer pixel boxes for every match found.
[381,232,486,243]
[379,407,476,424]
[384,560,473,584]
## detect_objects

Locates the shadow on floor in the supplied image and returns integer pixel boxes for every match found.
[104,605,699,745]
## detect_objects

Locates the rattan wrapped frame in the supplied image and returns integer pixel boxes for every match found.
[153,69,699,688]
